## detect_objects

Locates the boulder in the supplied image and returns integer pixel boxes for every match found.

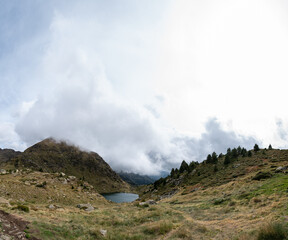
[68,176,76,181]
[275,166,287,173]
[100,229,107,237]
[76,203,94,212]
[139,199,157,206]
[48,204,55,209]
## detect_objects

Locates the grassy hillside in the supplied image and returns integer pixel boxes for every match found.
[11,138,130,193]
[0,145,287,239]
[141,147,288,199]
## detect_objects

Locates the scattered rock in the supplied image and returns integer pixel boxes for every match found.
[139,200,157,206]
[233,164,241,168]
[59,172,66,177]
[24,181,30,186]
[146,200,157,205]
[0,169,7,174]
[100,229,107,237]
[68,176,76,181]
[48,204,55,209]
[160,189,178,200]
[275,166,287,173]
[76,204,94,212]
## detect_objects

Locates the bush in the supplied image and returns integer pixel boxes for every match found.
[257,222,288,240]
[12,204,30,212]
[252,171,272,181]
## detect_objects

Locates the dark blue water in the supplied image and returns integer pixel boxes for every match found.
[102,192,139,203]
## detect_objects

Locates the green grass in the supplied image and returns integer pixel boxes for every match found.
[257,222,288,240]
[143,221,173,235]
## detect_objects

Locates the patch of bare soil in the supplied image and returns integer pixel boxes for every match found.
[0,210,39,240]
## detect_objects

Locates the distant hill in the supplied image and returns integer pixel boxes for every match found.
[118,172,155,185]
[0,148,21,165]
[11,138,130,193]
[140,146,288,199]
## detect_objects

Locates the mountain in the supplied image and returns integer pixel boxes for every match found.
[11,138,130,193]
[0,148,21,165]
[118,172,155,185]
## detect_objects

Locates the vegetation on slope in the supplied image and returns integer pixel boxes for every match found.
[11,138,130,193]
[118,172,155,186]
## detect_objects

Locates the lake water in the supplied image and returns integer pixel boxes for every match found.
[102,192,139,203]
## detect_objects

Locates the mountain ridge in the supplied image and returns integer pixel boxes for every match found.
[8,138,130,193]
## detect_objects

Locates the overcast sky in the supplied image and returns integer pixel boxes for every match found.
[1,0,288,175]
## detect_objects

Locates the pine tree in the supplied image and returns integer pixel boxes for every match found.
[224,155,231,165]
[254,144,260,152]
[206,154,212,164]
[170,168,175,177]
[268,144,273,150]
[179,160,189,173]
[188,161,197,172]
[231,148,238,159]
[237,146,242,155]
[211,152,218,164]
[241,148,247,157]
[227,148,231,155]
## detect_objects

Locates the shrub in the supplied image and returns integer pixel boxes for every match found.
[257,222,288,240]
[252,172,272,181]
[12,204,30,212]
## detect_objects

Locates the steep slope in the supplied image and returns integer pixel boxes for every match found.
[11,138,130,193]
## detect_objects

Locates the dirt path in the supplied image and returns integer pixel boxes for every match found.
[0,210,39,240]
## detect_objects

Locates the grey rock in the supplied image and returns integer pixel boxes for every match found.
[275,166,288,173]
[100,229,107,237]
[48,204,55,209]
[76,203,94,212]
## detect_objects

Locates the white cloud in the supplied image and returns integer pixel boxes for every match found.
[1,0,288,174]
[154,0,288,146]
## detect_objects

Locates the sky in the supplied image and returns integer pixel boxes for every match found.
[1,0,288,175]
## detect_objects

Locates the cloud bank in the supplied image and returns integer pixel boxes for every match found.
[1,0,287,175]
